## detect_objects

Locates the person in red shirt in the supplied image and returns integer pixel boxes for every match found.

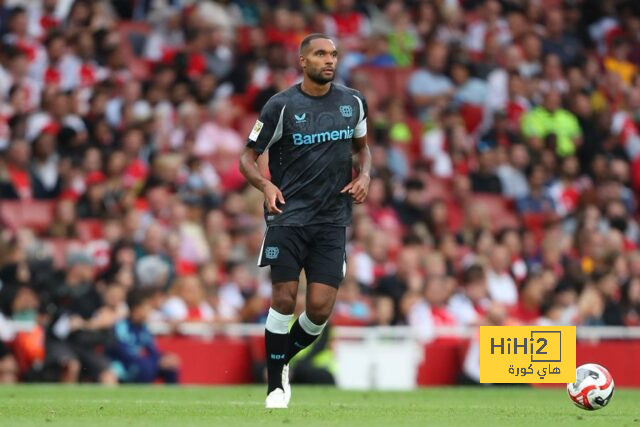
[0,139,32,199]
[511,272,546,324]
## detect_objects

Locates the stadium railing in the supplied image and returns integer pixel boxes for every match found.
[4,321,640,387]
[5,319,640,340]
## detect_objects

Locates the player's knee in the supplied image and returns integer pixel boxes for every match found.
[271,293,296,314]
[66,359,81,374]
[305,302,332,324]
[100,369,119,386]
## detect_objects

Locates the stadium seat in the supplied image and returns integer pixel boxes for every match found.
[424,175,453,203]
[406,117,424,159]
[458,104,484,134]
[350,66,392,100]
[389,67,415,104]
[0,201,55,234]
[76,219,105,241]
[468,193,519,231]
[520,212,559,244]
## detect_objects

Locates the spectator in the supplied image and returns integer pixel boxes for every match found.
[486,244,518,306]
[334,276,374,325]
[575,285,605,325]
[470,142,502,194]
[0,339,18,383]
[45,250,118,384]
[521,89,582,157]
[109,289,179,383]
[450,59,487,107]
[407,41,453,121]
[541,8,582,67]
[496,143,530,199]
[464,0,510,59]
[511,272,547,324]
[162,275,214,322]
[621,277,640,326]
[484,45,523,121]
[460,302,507,384]
[448,263,490,326]
[0,138,32,199]
[49,199,78,239]
[406,273,457,343]
[517,163,555,214]
[594,270,625,326]
[376,246,422,325]
[393,178,428,227]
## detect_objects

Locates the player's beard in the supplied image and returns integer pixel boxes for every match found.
[307,66,335,85]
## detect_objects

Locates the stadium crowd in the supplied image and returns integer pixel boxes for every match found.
[1,0,640,384]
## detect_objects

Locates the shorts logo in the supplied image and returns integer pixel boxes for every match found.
[339,105,353,118]
[294,113,306,123]
[265,246,279,260]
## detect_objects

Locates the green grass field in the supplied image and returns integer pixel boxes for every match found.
[0,385,639,426]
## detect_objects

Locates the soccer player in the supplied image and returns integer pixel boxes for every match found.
[240,33,371,409]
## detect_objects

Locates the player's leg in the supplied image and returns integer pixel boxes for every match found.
[258,226,306,407]
[266,276,298,394]
[287,281,338,363]
[287,226,345,362]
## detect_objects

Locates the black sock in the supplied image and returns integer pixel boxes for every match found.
[265,329,288,393]
[286,318,320,363]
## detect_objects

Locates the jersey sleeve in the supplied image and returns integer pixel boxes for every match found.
[353,92,368,138]
[246,96,286,154]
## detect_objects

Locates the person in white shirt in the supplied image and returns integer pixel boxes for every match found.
[486,244,518,306]
[448,263,491,326]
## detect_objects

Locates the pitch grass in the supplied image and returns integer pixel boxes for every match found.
[0,385,639,427]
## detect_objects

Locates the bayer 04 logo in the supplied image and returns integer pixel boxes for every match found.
[339,105,352,118]
[265,246,279,260]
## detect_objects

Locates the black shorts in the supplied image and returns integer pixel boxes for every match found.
[45,339,111,381]
[258,225,347,287]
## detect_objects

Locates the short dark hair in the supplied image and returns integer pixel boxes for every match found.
[9,6,27,20]
[404,178,424,191]
[127,288,152,311]
[299,33,333,55]
[463,264,485,284]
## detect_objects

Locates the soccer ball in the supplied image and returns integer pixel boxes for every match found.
[567,363,615,410]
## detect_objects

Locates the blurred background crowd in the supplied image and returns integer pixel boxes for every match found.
[1,0,640,384]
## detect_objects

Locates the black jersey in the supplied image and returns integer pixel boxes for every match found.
[246,83,368,227]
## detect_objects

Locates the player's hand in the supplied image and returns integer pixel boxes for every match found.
[160,353,181,369]
[262,181,285,214]
[340,174,370,204]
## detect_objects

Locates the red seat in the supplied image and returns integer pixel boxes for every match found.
[458,103,484,134]
[406,117,424,159]
[76,219,104,240]
[351,66,392,100]
[0,201,55,234]
[390,67,415,103]
[468,193,519,231]
[425,175,453,203]
[521,212,558,243]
